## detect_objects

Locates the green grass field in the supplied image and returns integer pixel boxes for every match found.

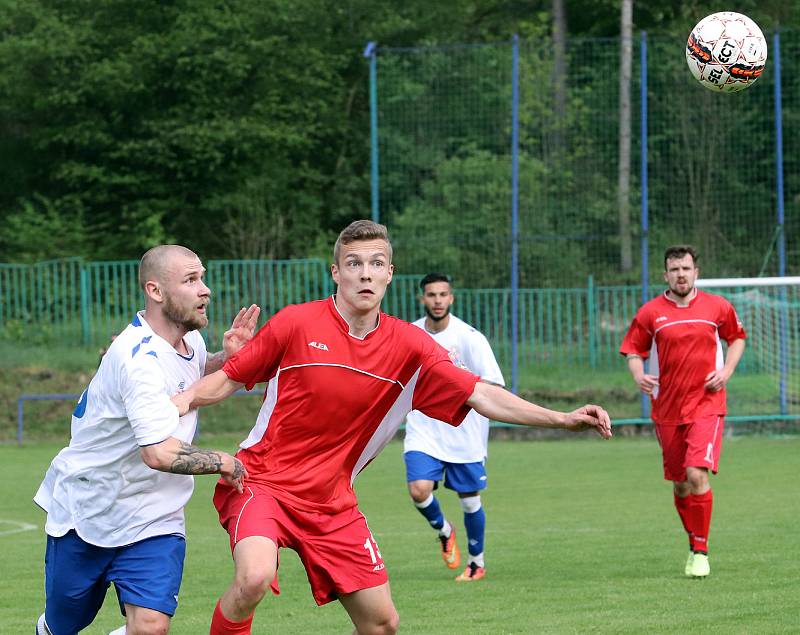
[4,340,797,443]
[3,435,799,634]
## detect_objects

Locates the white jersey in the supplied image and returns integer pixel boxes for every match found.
[403,315,504,463]
[34,311,207,548]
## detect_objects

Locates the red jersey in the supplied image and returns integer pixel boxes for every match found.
[620,289,746,425]
[222,296,480,514]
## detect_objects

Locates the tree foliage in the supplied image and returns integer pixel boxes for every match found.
[0,0,797,279]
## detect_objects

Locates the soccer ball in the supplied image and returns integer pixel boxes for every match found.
[685,12,767,92]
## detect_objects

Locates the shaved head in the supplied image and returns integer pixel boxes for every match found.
[139,245,199,290]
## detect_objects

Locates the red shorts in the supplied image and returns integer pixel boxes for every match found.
[213,482,388,606]
[654,415,724,482]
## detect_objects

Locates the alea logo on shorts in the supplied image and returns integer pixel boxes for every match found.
[373,563,385,572]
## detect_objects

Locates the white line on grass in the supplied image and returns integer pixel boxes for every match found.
[0,519,37,536]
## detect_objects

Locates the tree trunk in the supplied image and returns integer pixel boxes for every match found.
[618,0,633,272]
[551,0,567,155]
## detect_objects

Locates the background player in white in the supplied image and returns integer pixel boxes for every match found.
[34,245,258,635]
[620,245,746,578]
[404,273,504,582]
[173,221,612,635]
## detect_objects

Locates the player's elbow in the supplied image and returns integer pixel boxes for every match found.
[139,442,172,471]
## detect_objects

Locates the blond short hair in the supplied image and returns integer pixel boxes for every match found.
[333,220,393,263]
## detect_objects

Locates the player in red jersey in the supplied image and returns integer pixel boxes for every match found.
[175,221,612,635]
[620,245,746,579]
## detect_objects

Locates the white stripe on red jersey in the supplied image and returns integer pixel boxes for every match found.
[223,297,480,514]
[620,290,746,425]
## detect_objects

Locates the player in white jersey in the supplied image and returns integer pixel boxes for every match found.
[404,273,504,582]
[34,245,258,635]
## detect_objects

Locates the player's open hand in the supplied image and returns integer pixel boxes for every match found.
[563,404,612,439]
[220,453,248,493]
[223,304,261,359]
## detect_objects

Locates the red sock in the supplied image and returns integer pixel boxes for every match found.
[210,599,254,635]
[687,490,713,553]
[673,493,692,544]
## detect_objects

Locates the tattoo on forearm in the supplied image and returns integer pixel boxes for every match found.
[204,351,225,375]
[170,442,223,475]
[232,459,245,480]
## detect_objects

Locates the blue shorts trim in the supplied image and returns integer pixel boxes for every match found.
[404,451,487,493]
[44,530,185,634]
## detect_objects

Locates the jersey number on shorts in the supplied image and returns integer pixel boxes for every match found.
[363,534,383,564]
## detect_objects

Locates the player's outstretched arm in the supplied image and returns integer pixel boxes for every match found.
[466,382,612,439]
[205,304,261,374]
[140,437,248,492]
[172,369,244,415]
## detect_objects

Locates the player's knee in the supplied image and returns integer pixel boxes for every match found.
[686,471,709,492]
[358,608,399,635]
[126,613,170,635]
[408,481,432,502]
[673,480,691,497]
[235,567,274,601]
[382,609,400,635]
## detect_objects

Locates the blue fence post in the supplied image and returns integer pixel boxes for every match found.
[80,264,90,346]
[773,30,788,415]
[639,31,650,420]
[364,41,380,224]
[17,397,24,446]
[17,393,80,446]
[510,35,520,394]
[587,275,597,368]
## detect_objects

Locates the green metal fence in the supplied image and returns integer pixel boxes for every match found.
[2,259,798,422]
[205,260,333,346]
[0,258,333,348]
[1,258,83,342]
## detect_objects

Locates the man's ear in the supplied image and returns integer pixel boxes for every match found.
[144,280,163,303]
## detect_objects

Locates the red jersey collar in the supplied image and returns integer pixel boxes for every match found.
[328,295,382,340]
[662,286,699,308]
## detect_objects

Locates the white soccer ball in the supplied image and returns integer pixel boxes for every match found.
[685,12,767,92]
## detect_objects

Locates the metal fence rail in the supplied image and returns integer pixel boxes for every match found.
[3,259,798,423]
[0,258,333,347]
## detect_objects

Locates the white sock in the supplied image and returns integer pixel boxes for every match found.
[413,493,435,509]
[439,519,452,538]
[469,552,485,568]
[460,495,482,514]
[37,614,52,635]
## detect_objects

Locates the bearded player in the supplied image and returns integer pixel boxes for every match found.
[621,245,746,578]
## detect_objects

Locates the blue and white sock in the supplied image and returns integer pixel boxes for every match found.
[414,493,448,534]
[461,495,485,566]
